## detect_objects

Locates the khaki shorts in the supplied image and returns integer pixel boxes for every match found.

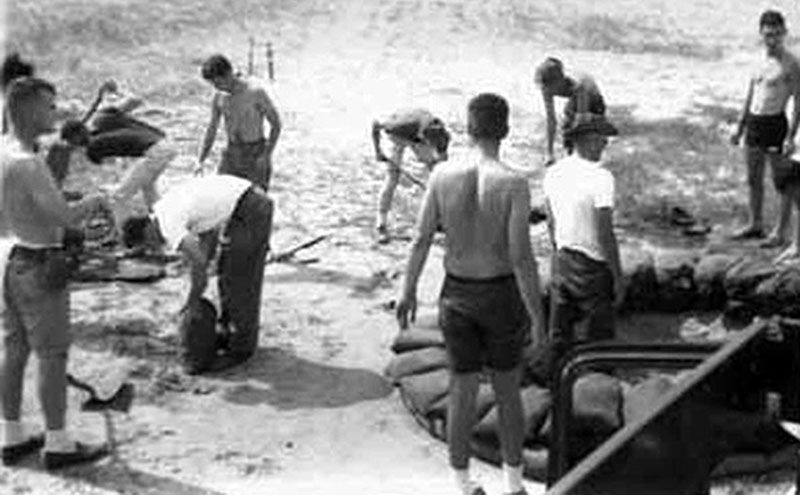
[3,247,70,355]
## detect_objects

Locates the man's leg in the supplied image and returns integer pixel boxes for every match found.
[776,186,800,262]
[2,297,31,426]
[763,152,793,247]
[448,372,482,494]
[734,146,766,238]
[491,367,526,494]
[376,143,405,242]
[221,192,273,361]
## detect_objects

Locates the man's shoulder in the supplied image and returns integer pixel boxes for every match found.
[783,51,800,72]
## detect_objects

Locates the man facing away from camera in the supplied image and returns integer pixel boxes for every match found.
[1,77,109,470]
[396,93,545,495]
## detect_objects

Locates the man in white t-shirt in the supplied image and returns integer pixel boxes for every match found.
[542,113,623,375]
[121,175,273,373]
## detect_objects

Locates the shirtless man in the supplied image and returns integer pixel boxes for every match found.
[197,54,281,193]
[534,57,606,167]
[396,94,545,495]
[1,77,108,469]
[731,10,800,245]
[371,108,450,243]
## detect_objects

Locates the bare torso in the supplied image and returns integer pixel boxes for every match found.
[750,50,800,115]
[433,158,523,278]
[0,142,65,246]
[215,79,269,143]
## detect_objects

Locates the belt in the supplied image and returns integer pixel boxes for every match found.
[445,272,515,284]
[9,245,65,263]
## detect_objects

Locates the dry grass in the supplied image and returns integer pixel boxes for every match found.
[4,1,800,493]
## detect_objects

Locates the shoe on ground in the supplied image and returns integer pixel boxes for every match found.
[731,226,765,240]
[209,351,252,373]
[43,442,109,470]
[760,236,788,249]
[1,434,45,466]
[376,224,390,244]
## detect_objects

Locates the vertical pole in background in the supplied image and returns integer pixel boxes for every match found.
[248,36,255,76]
[266,42,275,82]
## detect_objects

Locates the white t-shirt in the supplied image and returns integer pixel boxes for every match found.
[543,154,614,262]
[152,174,252,251]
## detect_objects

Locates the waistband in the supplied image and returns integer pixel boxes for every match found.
[748,113,787,120]
[227,138,266,147]
[9,245,65,263]
[445,272,515,285]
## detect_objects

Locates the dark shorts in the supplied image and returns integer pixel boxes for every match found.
[549,248,615,363]
[745,114,788,152]
[220,139,270,190]
[772,156,800,194]
[438,273,530,373]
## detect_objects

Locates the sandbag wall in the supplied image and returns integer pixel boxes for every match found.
[385,244,800,481]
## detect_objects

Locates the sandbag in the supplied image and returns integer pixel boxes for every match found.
[384,346,448,383]
[753,266,800,316]
[179,297,220,374]
[694,253,741,309]
[398,369,450,416]
[427,382,496,422]
[473,385,551,445]
[724,257,779,302]
[390,328,445,354]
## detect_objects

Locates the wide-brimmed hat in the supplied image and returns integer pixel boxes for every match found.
[564,112,619,139]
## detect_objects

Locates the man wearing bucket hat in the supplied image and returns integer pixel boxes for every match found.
[543,112,623,372]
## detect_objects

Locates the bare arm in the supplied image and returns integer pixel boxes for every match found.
[786,63,800,154]
[396,174,439,329]
[371,120,388,162]
[509,180,546,344]
[178,233,210,304]
[258,89,281,157]
[596,207,623,306]
[198,94,222,164]
[542,89,557,163]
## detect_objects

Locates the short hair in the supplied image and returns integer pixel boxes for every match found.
[534,57,565,87]
[5,77,56,131]
[422,118,450,154]
[760,10,786,30]
[1,52,35,92]
[121,216,153,248]
[467,93,509,140]
[201,54,233,80]
[60,119,90,146]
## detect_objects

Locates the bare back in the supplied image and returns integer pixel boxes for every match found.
[432,158,523,278]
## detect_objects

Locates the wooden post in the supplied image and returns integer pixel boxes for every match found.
[266,42,275,82]
[248,37,255,76]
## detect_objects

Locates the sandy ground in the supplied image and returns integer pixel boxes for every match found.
[4,1,800,494]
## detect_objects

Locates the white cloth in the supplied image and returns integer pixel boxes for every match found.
[543,154,614,262]
[152,174,251,251]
